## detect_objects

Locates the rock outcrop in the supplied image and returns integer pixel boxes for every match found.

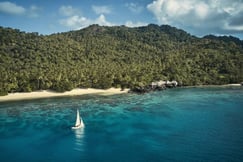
[131,80,178,94]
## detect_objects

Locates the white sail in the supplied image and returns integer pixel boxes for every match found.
[80,117,84,127]
[72,109,85,129]
[75,109,81,126]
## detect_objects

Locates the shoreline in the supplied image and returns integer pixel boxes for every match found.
[0,88,129,102]
[0,84,241,102]
[183,84,242,88]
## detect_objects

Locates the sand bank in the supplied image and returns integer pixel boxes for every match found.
[0,88,129,102]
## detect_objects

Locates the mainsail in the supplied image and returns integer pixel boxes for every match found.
[75,109,81,126]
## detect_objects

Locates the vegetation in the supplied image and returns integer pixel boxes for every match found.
[0,24,242,95]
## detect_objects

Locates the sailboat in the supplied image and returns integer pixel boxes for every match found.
[72,109,85,129]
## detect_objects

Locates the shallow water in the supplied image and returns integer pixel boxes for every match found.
[0,87,243,161]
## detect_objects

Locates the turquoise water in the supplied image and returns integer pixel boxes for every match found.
[0,87,243,161]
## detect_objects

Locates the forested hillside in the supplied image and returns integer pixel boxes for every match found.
[0,24,242,95]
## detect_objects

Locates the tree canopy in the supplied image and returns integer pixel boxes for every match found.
[0,24,242,95]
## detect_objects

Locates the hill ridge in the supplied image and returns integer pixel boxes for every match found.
[0,24,242,95]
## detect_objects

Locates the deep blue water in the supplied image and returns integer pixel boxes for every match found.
[0,87,243,162]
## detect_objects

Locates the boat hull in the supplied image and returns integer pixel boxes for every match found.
[72,122,85,129]
[72,125,83,129]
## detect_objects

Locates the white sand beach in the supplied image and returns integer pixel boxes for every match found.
[0,88,129,102]
[186,83,242,88]
[226,84,242,86]
[207,84,242,87]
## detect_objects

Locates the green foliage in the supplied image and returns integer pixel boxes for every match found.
[0,25,242,95]
[51,80,74,92]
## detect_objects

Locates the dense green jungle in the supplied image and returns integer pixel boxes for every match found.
[0,24,242,95]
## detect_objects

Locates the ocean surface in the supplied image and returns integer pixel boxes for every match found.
[0,87,243,162]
